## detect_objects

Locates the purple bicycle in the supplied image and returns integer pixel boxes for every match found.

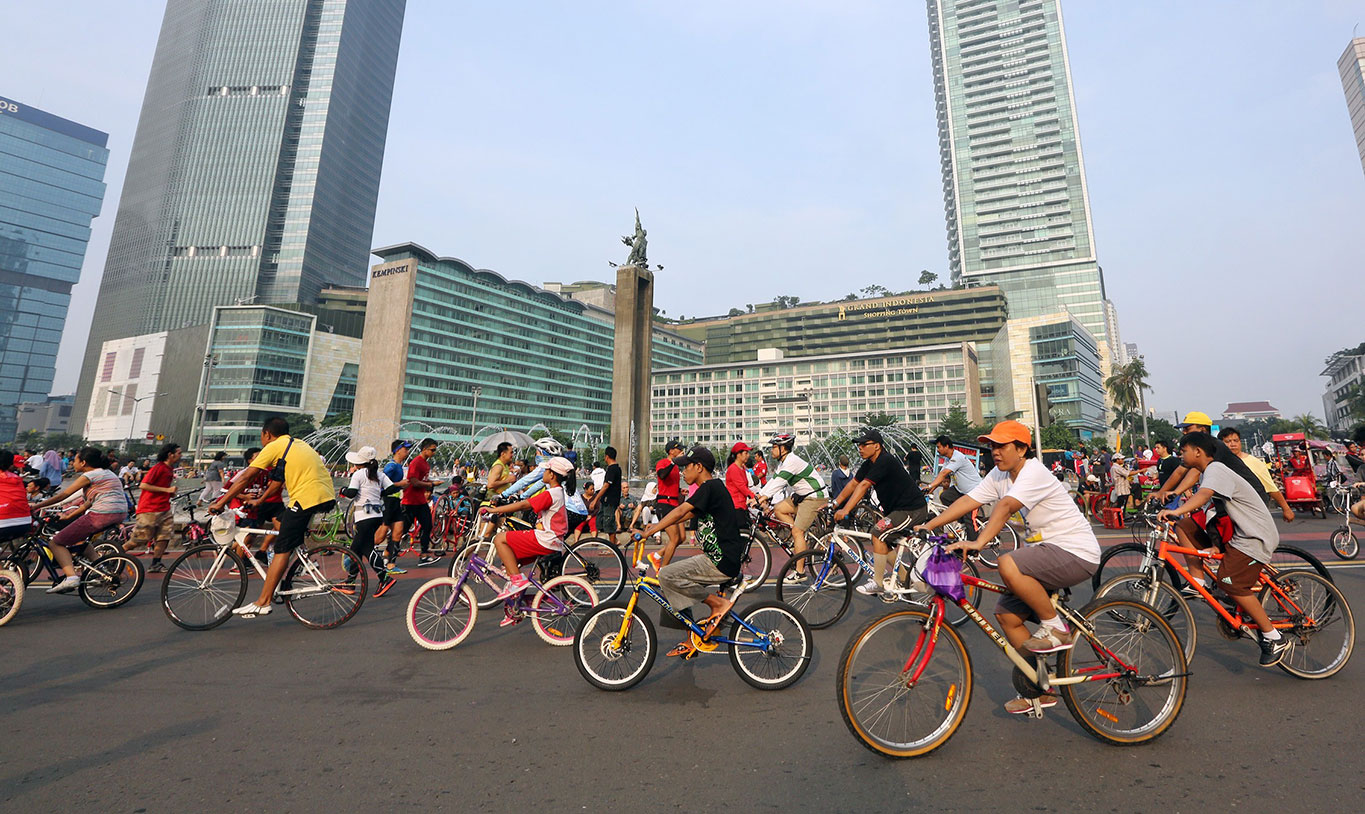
[405,547,598,650]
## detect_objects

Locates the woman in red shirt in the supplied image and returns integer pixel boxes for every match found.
[0,449,33,546]
[725,442,757,529]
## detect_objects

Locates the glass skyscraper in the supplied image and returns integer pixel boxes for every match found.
[73,0,406,428]
[927,0,1110,346]
[1339,38,1365,177]
[0,94,109,440]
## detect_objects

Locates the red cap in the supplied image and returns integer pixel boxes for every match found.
[730,441,751,454]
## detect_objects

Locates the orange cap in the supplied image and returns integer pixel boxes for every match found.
[977,420,1032,447]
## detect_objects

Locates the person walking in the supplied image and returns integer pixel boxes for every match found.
[137,442,182,572]
[200,451,227,504]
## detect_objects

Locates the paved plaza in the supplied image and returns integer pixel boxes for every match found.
[3,518,1363,812]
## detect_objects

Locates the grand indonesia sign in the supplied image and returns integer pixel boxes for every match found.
[837,294,935,321]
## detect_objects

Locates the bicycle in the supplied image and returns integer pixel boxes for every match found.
[307,496,354,545]
[1330,508,1360,560]
[0,521,143,609]
[923,492,1022,570]
[2,511,128,588]
[573,562,813,691]
[837,533,1188,758]
[160,509,365,631]
[405,547,597,650]
[0,565,23,626]
[1094,521,1355,677]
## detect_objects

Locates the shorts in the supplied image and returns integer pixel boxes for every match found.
[1214,546,1264,597]
[276,500,335,555]
[995,544,1098,620]
[256,501,283,525]
[874,507,929,544]
[132,510,174,545]
[596,502,619,534]
[0,523,31,544]
[793,496,828,532]
[382,496,404,525]
[505,529,559,562]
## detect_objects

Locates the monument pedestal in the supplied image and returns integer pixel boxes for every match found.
[610,264,654,480]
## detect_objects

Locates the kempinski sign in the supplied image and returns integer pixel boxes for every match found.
[837,294,935,320]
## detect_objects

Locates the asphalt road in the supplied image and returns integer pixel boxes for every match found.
[3,518,1364,813]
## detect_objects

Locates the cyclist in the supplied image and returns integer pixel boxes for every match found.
[647,440,687,568]
[485,456,575,624]
[136,442,181,573]
[1218,427,1294,523]
[918,420,1101,713]
[30,447,129,594]
[757,432,828,583]
[1,450,33,549]
[485,441,514,496]
[209,416,337,618]
[831,428,928,596]
[226,446,280,566]
[340,446,398,598]
[724,442,758,530]
[923,435,983,539]
[403,439,439,567]
[635,446,746,657]
[1157,432,1288,666]
[500,437,565,501]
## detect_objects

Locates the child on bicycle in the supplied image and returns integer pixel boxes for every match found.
[1157,432,1288,666]
[486,456,574,625]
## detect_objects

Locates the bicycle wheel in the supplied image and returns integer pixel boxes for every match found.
[16,540,45,586]
[530,575,598,646]
[1090,542,1182,593]
[0,567,22,627]
[573,600,657,691]
[79,553,144,609]
[775,550,852,629]
[344,503,357,540]
[451,541,504,609]
[903,555,980,628]
[161,544,247,631]
[728,600,812,690]
[974,522,1018,570]
[1265,545,1335,585]
[406,577,477,650]
[283,543,366,629]
[738,532,772,591]
[1059,597,1187,745]
[1260,571,1354,679]
[561,537,626,603]
[1330,489,1350,515]
[1330,527,1359,560]
[1094,572,1197,663]
[824,533,867,584]
[837,608,972,759]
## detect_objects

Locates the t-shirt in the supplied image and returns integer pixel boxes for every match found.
[83,468,130,516]
[0,471,30,527]
[940,449,982,493]
[1156,454,1180,485]
[855,452,926,513]
[383,460,406,496]
[527,485,567,551]
[248,435,335,511]
[349,470,394,521]
[967,458,1100,564]
[655,457,681,502]
[1237,452,1280,495]
[682,478,744,578]
[136,462,175,514]
[402,454,431,505]
[601,463,622,506]
[725,462,757,510]
[26,454,43,471]
[205,460,225,483]
[1200,461,1279,564]
[760,452,827,500]
[486,460,509,495]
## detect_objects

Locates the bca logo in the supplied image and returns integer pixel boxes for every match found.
[0,101,19,114]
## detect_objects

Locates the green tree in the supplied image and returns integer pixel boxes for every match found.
[856,411,901,429]
[1286,413,1329,440]
[1040,422,1075,450]
[918,270,938,288]
[277,413,318,439]
[727,307,744,317]
[861,285,889,298]
[935,404,975,441]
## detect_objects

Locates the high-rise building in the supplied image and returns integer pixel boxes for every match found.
[0,94,109,440]
[927,0,1109,346]
[1339,38,1365,177]
[73,0,407,428]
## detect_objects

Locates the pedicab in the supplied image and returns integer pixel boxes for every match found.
[1272,433,1325,518]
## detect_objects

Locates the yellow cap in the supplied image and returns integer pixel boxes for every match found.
[1178,411,1213,429]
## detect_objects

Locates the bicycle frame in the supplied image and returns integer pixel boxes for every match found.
[446,551,576,618]
[186,525,340,601]
[1152,531,1312,634]
[610,576,774,653]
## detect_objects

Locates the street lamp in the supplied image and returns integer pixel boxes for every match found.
[193,354,220,465]
[470,386,483,442]
[125,391,168,452]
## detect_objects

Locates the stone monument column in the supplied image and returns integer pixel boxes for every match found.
[610,264,654,480]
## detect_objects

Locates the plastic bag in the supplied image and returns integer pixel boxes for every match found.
[922,546,966,603]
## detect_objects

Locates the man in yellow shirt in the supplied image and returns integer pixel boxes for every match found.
[209,416,337,617]
[1218,427,1293,523]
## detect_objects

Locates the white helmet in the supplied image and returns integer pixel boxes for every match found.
[533,437,563,456]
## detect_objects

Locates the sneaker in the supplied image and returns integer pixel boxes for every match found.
[385,564,407,575]
[647,551,663,572]
[783,570,807,585]
[855,580,883,596]
[228,562,241,575]
[46,575,80,594]
[147,561,167,574]
[1258,634,1289,666]
[500,609,523,628]
[1022,624,1077,653]
[494,576,531,602]
[231,602,272,617]
[1004,694,1058,715]
[417,555,441,567]
[374,576,395,598]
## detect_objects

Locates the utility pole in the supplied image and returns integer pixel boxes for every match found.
[192,354,218,466]
[125,391,168,452]
[1137,355,1150,450]
[469,386,482,442]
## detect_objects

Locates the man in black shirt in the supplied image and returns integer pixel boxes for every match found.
[831,428,929,596]
[637,446,745,658]
[1345,442,1364,479]
[1153,440,1180,491]
[589,446,623,545]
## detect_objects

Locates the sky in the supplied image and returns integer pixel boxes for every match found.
[6,0,1365,421]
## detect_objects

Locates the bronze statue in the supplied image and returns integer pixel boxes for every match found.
[621,208,647,268]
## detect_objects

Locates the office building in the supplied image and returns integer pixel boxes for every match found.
[73,0,407,426]
[1323,346,1364,432]
[351,244,703,452]
[989,312,1105,437]
[15,395,74,437]
[0,94,109,440]
[926,0,1112,352]
[84,325,212,449]
[1340,38,1365,177]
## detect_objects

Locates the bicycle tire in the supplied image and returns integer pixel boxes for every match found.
[1090,542,1182,593]
[974,522,1018,570]
[283,543,366,629]
[728,600,813,690]
[0,567,22,626]
[16,539,45,587]
[1265,544,1334,585]
[1094,572,1197,663]
[530,575,598,646]
[837,608,972,759]
[573,600,657,691]
[775,550,852,629]
[561,537,626,603]
[1059,597,1187,745]
[406,577,477,650]
[1330,527,1359,560]
[161,544,247,631]
[738,531,772,591]
[78,553,144,609]
[1260,571,1354,680]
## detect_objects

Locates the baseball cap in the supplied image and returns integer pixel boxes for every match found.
[674,445,716,472]
[1177,411,1213,430]
[390,439,414,453]
[852,428,884,445]
[546,456,575,476]
[730,441,751,454]
[977,420,1032,447]
[665,438,684,452]
[345,446,379,465]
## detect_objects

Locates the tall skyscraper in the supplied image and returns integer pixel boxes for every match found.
[1339,37,1365,177]
[73,0,406,428]
[926,0,1110,346]
[0,95,109,441]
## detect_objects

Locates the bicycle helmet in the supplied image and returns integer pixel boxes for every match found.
[767,433,796,449]
[533,437,563,456]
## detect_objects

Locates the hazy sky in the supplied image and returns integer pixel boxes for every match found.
[7,1,1364,421]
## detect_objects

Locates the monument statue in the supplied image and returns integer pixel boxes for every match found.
[621,208,648,268]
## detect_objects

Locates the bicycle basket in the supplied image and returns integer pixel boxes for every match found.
[920,546,965,602]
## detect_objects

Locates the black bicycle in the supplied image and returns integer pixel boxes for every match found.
[0,516,144,609]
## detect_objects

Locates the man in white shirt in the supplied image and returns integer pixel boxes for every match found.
[757,433,828,582]
[924,435,985,538]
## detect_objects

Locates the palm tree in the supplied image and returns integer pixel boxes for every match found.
[1110,407,1139,453]
[1104,358,1152,447]
[1290,413,1328,440]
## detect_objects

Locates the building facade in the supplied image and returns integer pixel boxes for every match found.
[650,343,982,448]
[73,0,407,427]
[15,396,74,437]
[1323,349,1363,432]
[83,324,211,449]
[990,311,1105,438]
[352,244,702,452]
[1340,38,1365,177]
[926,0,1112,352]
[0,94,109,440]
[1221,401,1282,423]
